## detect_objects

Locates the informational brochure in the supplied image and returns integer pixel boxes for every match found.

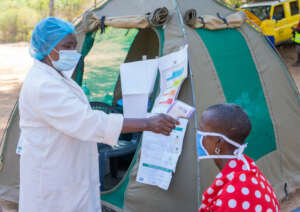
[152,45,188,114]
[136,118,188,190]
[167,100,195,119]
[133,45,193,190]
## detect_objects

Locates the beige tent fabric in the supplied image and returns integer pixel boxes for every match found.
[78,7,169,33]
[0,103,18,171]
[184,9,246,30]
[0,0,299,211]
[0,105,20,203]
[238,24,300,200]
[179,0,300,202]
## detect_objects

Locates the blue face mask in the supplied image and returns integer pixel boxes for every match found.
[49,49,81,72]
[196,131,250,169]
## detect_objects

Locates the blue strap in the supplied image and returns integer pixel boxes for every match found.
[217,12,228,25]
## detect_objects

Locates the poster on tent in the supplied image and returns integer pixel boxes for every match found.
[152,45,188,114]
[136,45,190,190]
[136,118,188,190]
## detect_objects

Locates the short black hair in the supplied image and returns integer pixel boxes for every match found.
[202,104,252,144]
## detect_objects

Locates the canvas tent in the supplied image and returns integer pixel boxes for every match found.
[0,0,299,211]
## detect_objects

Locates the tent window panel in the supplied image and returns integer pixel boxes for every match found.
[290,2,299,16]
[273,5,285,21]
[82,27,160,195]
[83,28,139,105]
[101,28,161,208]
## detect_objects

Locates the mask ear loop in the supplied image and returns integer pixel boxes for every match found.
[198,131,250,170]
[233,143,250,170]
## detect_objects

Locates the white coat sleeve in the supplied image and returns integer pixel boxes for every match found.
[36,80,123,146]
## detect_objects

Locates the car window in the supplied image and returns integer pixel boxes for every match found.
[290,1,299,16]
[273,5,285,20]
[244,6,271,20]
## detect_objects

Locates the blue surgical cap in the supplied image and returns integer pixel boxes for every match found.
[30,17,75,60]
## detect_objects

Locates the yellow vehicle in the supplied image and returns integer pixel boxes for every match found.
[240,0,300,45]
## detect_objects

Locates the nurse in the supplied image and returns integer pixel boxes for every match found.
[18,17,178,212]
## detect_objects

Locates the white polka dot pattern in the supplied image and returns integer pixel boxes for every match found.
[265,194,271,202]
[241,187,249,195]
[229,160,237,168]
[216,180,223,186]
[226,185,235,193]
[199,157,279,212]
[251,177,258,184]
[239,173,246,182]
[255,190,261,198]
[216,199,222,207]
[207,187,214,195]
[242,164,248,170]
[267,186,271,193]
[228,199,237,208]
[242,201,250,210]
[260,181,265,189]
[216,173,222,178]
[255,204,262,212]
[227,172,235,181]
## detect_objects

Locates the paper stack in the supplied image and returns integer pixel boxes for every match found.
[120,59,158,118]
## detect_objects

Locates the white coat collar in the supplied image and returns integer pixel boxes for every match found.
[34,60,89,104]
[34,59,63,80]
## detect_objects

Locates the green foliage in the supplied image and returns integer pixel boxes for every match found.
[226,0,243,8]
[55,0,89,21]
[0,0,93,42]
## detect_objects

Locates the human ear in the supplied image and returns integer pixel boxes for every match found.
[48,48,59,61]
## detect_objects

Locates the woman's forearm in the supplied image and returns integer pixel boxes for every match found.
[121,118,149,133]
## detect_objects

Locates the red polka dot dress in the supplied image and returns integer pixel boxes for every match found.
[198,155,279,212]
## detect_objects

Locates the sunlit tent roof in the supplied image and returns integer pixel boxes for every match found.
[0,0,299,212]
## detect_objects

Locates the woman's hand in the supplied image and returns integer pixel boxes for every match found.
[122,114,180,136]
[146,114,180,136]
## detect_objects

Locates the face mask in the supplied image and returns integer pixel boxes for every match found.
[49,49,81,72]
[196,131,250,169]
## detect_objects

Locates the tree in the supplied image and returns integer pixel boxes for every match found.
[49,0,54,16]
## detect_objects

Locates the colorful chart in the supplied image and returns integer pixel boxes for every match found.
[166,67,184,81]
[159,98,173,105]
[163,89,176,97]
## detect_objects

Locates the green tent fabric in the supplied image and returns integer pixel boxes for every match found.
[196,28,276,160]
[0,0,299,211]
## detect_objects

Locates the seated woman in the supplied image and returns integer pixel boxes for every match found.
[197,104,279,212]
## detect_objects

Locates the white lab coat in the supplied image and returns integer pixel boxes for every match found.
[18,60,123,212]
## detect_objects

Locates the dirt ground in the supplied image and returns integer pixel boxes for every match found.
[0,43,32,140]
[0,42,299,211]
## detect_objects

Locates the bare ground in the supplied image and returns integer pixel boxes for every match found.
[0,42,299,211]
[0,42,32,141]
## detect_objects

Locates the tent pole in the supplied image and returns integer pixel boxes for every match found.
[173,0,201,208]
